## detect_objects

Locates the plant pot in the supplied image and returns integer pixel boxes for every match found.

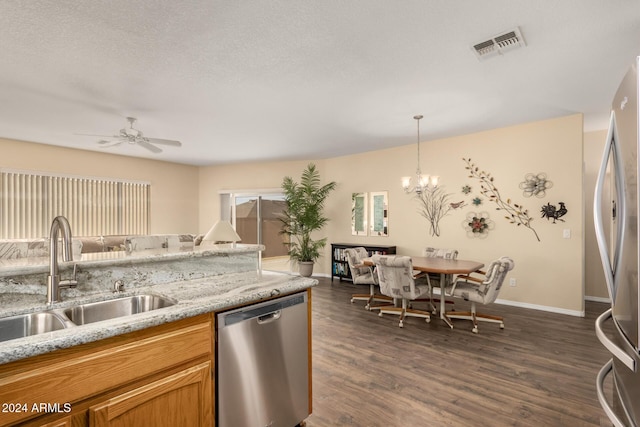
[298,261,314,277]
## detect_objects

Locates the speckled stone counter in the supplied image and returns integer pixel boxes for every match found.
[0,245,317,365]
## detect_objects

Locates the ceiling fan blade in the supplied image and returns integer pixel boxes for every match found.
[97,139,123,148]
[146,137,182,147]
[75,133,119,138]
[137,139,163,153]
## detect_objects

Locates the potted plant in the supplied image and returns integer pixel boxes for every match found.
[280,163,337,277]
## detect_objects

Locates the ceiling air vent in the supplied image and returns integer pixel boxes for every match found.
[472,27,526,60]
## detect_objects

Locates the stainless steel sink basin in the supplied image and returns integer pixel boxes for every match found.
[63,294,176,325]
[0,312,70,343]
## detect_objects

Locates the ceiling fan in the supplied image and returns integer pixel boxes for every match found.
[80,117,182,153]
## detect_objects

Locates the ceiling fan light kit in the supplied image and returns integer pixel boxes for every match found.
[84,117,182,154]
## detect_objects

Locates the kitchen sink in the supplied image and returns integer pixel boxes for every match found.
[0,312,71,343]
[0,294,177,342]
[63,294,176,325]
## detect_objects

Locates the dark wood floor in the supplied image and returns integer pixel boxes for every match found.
[305,277,615,427]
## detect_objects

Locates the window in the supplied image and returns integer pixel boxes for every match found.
[0,169,150,238]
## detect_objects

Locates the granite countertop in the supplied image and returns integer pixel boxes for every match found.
[0,244,264,277]
[0,270,317,365]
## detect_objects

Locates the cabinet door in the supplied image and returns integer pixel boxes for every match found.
[89,362,212,427]
[38,417,72,427]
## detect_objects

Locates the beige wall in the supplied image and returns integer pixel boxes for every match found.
[2,113,590,314]
[325,114,585,315]
[0,138,200,234]
[199,114,586,315]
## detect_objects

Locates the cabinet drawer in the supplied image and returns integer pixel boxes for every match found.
[0,315,213,426]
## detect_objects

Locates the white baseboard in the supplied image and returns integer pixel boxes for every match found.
[585,295,611,303]
[494,298,585,317]
[313,275,609,316]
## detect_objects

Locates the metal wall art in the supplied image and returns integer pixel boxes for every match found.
[463,211,494,238]
[541,202,567,223]
[519,173,553,198]
[463,158,541,242]
[416,186,464,237]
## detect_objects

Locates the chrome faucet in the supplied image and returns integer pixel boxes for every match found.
[46,216,78,304]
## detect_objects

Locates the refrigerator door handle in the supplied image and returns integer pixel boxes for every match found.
[596,308,636,371]
[593,111,625,302]
[597,359,628,427]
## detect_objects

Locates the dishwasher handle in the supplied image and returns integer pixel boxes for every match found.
[258,310,282,324]
[219,292,306,328]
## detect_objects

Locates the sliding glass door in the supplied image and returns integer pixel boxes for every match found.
[227,192,289,272]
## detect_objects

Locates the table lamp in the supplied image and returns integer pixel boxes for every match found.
[202,220,241,247]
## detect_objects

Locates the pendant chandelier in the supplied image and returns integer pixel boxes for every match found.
[401,115,439,194]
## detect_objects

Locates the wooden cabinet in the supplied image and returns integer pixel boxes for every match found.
[38,418,72,427]
[330,243,396,281]
[0,289,312,427]
[89,362,212,427]
[0,314,214,427]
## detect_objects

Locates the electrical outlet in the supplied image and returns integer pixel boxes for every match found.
[563,229,571,239]
[509,278,517,287]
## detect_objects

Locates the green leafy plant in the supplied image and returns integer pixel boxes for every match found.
[280,163,337,262]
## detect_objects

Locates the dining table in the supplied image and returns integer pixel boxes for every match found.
[364,255,484,328]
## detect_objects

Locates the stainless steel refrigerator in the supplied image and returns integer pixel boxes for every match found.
[595,56,640,427]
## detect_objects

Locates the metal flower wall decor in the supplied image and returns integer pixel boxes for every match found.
[463,158,541,242]
[519,173,553,198]
[463,211,494,238]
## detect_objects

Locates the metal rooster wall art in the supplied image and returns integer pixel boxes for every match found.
[540,202,567,223]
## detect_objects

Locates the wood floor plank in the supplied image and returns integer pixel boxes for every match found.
[305,278,615,427]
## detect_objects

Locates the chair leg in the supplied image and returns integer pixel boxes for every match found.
[353,284,393,310]
[350,293,370,304]
[379,299,430,328]
[445,302,504,333]
[366,283,392,310]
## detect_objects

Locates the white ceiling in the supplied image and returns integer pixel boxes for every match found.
[1,1,639,166]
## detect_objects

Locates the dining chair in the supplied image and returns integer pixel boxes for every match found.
[371,255,432,328]
[422,247,458,313]
[345,247,392,310]
[444,256,515,333]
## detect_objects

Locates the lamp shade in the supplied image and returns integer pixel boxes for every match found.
[203,220,241,243]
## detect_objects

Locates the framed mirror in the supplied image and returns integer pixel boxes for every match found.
[369,191,388,237]
[351,192,368,236]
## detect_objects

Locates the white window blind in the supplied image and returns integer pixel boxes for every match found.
[0,169,150,239]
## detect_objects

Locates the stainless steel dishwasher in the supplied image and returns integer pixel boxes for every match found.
[217,291,309,427]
